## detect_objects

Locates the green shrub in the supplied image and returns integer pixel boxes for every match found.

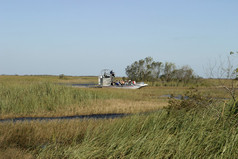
[167,89,213,112]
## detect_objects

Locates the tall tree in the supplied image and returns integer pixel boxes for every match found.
[125,57,163,81]
[126,57,196,83]
[173,65,194,84]
[162,62,176,82]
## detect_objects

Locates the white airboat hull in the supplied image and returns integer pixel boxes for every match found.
[105,83,148,89]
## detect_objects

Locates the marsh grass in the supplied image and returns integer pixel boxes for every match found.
[1,101,238,158]
[0,83,93,117]
[0,75,179,119]
[1,75,238,158]
[0,82,137,118]
[0,75,234,119]
[0,75,98,84]
[0,79,169,119]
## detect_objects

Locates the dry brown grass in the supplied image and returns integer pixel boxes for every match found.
[0,75,98,84]
[0,119,115,158]
[65,99,167,115]
[0,148,34,159]
[0,98,167,119]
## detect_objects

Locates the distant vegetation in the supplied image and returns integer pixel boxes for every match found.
[125,57,199,85]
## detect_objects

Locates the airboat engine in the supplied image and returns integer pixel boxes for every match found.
[98,69,114,86]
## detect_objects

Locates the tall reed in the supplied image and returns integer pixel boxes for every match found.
[0,83,117,117]
[1,101,238,158]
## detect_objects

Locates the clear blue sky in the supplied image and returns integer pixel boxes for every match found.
[0,0,237,77]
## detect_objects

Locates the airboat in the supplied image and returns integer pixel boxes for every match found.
[98,69,148,89]
[72,69,148,89]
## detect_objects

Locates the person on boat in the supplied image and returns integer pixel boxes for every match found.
[110,70,115,77]
[128,80,132,85]
[132,81,136,85]
[120,80,125,85]
[110,70,115,85]
[115,81,120,86]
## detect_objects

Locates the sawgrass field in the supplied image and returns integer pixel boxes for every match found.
[0,75,238,158]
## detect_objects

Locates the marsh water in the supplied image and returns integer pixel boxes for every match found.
[0,113,128,122]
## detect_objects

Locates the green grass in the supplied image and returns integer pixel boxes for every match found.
[0,82,137,118]
[0,75,174,118]
[1,75,238,158]
[1,100,238,158]
[0,75,235,118]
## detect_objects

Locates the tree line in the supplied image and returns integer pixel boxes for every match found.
[125,57,198,84]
